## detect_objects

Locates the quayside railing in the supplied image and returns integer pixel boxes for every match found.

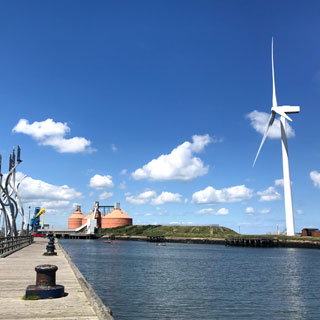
[0,235,34,257]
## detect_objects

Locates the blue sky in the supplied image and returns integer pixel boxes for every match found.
[1,0,320,234]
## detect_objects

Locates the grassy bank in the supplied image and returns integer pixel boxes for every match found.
[98,225,238,238]
[97,225,320,243]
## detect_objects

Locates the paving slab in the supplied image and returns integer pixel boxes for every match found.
[0,238,113,320]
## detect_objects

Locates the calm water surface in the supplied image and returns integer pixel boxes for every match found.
[60,239,320,320]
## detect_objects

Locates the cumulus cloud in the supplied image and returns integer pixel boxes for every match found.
[310,171,320,188]
[151,192,182,205]
[192,185,253,204]
[247,111,295,139]
[13,118,94,153]
[10,172,83,216]
[119,182,127,190]
[217,208,229,215]
[245,206,255,214]
[99,192,113,201]
[257,186,281,202]
[126,190,181,206]
[132,134,212,181]
[245,206,270,214]
[17,175,82,202]
[197,207,229,215]
[274,179,284,187]
[126,190,157,205]
[89,174,114,190]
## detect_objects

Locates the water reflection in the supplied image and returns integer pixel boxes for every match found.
[61,240,320,320]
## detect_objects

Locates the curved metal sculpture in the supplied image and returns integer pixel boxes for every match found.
[0,145,26,237]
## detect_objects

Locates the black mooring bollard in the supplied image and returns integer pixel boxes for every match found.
[44,234,57,256]
[25,264,65,299]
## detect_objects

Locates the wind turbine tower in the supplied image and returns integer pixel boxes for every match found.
[253,39,300,236]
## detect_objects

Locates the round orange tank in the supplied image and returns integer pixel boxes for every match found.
[68,206,85,229]
[82,210,103,228]
[102,206,132,229]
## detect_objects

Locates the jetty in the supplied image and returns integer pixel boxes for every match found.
[225,237,279,247]
[0,237,113,320]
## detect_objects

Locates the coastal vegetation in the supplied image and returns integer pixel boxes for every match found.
[97,225,237,238]
[97,225,320,242]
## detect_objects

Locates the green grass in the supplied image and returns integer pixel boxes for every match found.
[97,225,238,238]
[22,294,40,300]
[226,234,320,241]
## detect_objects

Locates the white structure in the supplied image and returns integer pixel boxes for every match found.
[253,39,300,236]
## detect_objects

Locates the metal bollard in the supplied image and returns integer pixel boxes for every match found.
[25,264,65,299]
[44,234,57,256]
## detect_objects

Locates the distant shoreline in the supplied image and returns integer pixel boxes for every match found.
[103,235,320,249]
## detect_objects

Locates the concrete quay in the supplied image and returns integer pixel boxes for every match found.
[0,238,113,320]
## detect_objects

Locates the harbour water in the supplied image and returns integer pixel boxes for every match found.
[60,239,320,320]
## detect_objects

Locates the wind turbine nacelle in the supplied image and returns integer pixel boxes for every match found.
[278,106,300,114]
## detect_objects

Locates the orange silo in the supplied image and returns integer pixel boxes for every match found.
[82,208,103,228]
[102,203,132,228]
[68,205,85,229]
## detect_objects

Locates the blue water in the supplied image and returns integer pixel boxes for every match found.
[60,239,320,320]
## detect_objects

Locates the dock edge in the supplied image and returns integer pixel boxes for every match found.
[57,241,114,320]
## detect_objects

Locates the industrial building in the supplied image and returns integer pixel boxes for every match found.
[68,202,132,230]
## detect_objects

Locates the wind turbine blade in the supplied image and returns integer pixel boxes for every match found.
[272,38,277,108]
[272,107,293,122]
[253,112,275,167]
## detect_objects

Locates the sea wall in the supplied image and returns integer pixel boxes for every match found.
[110,235,320,249]
[58,241,114,320]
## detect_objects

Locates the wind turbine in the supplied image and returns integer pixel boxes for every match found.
[253,38,300,236]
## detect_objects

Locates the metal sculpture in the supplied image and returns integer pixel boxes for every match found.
[0,145,26,237]
[253,39,300,236]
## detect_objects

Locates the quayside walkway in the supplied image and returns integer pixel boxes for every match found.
[0,238,113,320]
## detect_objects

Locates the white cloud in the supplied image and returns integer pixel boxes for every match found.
[192,185,253,204]
[257,186,281,202]
[37,200,71,209]
[217,208,229,215]
[274,179,284,187]
[11,172,82,216]
[245,206,255,214]
[119,182,127,190]
[99,192,113,201]
[132,134,212,181]
[151,192,182,205]
[140,190,157,199]
[245,206,270,214]
[197,208,215,214]
[111,144,117,152]
[246,110,295,139]
[120,169,127,175]
[197,207,229,215]
[40,136,92,153]
[126,190,181,206]
[89,174,114,190]
[16,174,82,201]
[169,221,193,225]
[310,171,320,188]
[259,208,271,214]
[126,190,157,205]
[297,209,303,215]
[13,118,94,153]
[13,118,68,139]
